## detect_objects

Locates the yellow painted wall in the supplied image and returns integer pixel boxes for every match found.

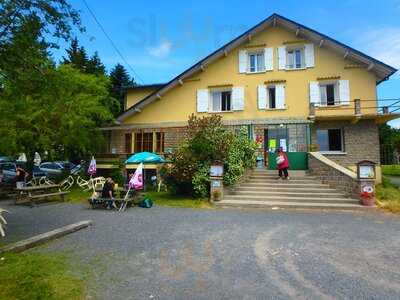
[125,87,159,110]
[123,26,378,125]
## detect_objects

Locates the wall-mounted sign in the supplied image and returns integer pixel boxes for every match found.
[359,165,375,179]
[211,180,221,188]
[210,165,224,177]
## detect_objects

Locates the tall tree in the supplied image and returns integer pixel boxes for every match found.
[62,37,88,73]
[87,51,106,76]
[109,63,134,114]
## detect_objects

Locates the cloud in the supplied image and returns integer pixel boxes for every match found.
[147,40,173,58]
[354,27,400,75]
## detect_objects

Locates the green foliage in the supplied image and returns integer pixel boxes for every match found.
[144,191,211,209]
[109,63,134,115]
[376,177,400,213]
[161,115,257,197]
[0,252,85,300]
[62,37,89,73]
[110,168,125,186]
[381,165,400,176]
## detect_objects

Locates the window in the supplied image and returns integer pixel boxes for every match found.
[317,129,343,152]
[125,133,132,154]
[320,83,338,106]
[135,132,153,152]
[156,132,165,153]
[287,47,305,69]
[211,90,232,112]
[267,86,276,109]
[248,52,265,73]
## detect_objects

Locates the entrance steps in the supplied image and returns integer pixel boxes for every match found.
[216,168,367,210]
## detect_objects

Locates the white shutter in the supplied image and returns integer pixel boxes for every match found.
[309,81,320,106]
[278,46,286,70]
[232,87,245,111]
[238,50,248,73]
[264,47,273,71]
[197,89,209,112]
[305,43,315,68]
[275,84,286,109]
[258,85,267,109]
[339,80,350,105]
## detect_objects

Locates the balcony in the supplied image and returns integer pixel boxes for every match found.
[309,99,400,123]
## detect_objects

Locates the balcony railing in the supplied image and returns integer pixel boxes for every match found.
[309,98,400,119]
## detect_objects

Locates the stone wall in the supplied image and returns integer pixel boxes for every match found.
[311,120,380,167]
[309,152,360,198]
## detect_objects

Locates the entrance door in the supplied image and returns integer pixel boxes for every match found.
[264,124,309,170]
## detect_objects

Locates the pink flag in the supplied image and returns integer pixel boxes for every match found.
[88,157,96,176]
[129,163,143,190]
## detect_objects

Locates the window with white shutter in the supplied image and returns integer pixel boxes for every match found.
[309,82,321,106]
[305,44,315,68]
[278,46,287,70]
[339,80,350,105]
[197,89,209,113]
[258,85,267,109]
[238,50,248,73]
[264,47,274,71]
[231,87,245,111]
[275,84,286,109]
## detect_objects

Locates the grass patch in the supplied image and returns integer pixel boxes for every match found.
[144,191,212,209]
[66,187,91,204]
[376,177,400,213]
[0,252,85,300]
[381,165,400,176]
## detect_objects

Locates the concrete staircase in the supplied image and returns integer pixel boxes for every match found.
[216,168,365,210]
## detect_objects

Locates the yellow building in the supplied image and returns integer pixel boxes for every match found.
[102,14,397,173]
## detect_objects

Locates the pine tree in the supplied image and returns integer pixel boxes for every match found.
[87,51,106,76]
[62,37,88,73]
[109,63,134,114]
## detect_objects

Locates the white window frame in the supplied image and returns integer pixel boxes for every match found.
[319,81,340,106]
[248,50,265,73]
[286,46,305,70]
[210,89,232,112]
[316,128,345,153]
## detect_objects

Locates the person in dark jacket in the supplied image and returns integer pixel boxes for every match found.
[276,147,290,180]
[15,166,29,188]
[101,178,116,209]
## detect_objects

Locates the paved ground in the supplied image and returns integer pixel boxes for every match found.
[1,201,400,300]
[387,176,400,187]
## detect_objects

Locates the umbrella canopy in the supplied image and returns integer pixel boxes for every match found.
[125,152,165,164]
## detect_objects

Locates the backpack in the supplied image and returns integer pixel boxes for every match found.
[138,198,153,208]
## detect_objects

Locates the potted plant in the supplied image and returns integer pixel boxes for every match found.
[212,190,222,202]
[360,191,375,206]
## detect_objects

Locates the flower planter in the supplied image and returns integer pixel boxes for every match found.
[360,192,375,206]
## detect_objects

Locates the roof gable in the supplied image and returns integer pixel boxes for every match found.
[117,13,397,123]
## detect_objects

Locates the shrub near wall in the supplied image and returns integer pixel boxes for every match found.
[161,114,257,198]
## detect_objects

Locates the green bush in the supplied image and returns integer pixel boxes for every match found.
[381,165,400,176]
[161,114,257,197]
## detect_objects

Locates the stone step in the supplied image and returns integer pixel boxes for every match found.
[249,175,316,180]
[252,169,308,176]
[215,200,368,210]
[248,179,320,184]
[227,190,346,198]
[222,195,359,204]
[233,186,340,193]
[242,182,329,188]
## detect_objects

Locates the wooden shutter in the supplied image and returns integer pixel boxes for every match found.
[305,43,315,68]
[264,48,273,71]
[258,85,267,109]
[197,89,209,112]
[232,87,245,111]
[125,133,132,154]
[339,80,350,105]
[278,46,286,70]
[275,84,286,109]
[238,50,248,73]
[309,81,320,106]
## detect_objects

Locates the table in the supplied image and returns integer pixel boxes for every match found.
[15,184,69,206]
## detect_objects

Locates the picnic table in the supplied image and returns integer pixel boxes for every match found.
[88,187,142,212]
[15,184,69,207]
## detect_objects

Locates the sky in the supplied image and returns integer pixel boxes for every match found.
[52,0,400,126]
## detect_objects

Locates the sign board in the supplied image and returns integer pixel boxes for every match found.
[211,180,221,188]
[359,165,375,179]
[210,165,224,177]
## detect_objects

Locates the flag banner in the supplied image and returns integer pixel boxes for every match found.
[129,163,143,190]
[88,157,97,176]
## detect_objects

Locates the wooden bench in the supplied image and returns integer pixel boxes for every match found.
[88,197,134,212]
[15,185,69,207]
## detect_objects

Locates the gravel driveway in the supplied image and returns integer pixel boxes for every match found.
[2,201,400,300]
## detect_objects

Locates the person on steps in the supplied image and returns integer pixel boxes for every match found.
[276,147,290,180]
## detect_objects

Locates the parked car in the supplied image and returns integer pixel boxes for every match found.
[39,161,75,179]
[0,161,17,183]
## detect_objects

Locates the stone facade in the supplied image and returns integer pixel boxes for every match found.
[311,120,380,167]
